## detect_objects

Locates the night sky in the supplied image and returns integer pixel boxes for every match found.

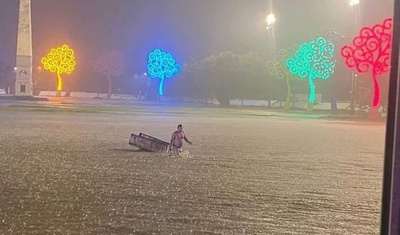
[0,0,394,85]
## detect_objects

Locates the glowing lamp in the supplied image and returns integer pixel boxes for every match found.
[349,0,360,6]
[266,13,276,26]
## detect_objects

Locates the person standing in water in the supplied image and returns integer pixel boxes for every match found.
[169,124,192,155]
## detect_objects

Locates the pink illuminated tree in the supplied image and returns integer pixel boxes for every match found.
[93,50,124,99]
[341,18,392,119]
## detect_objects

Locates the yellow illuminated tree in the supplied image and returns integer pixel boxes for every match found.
[41,45,75,96]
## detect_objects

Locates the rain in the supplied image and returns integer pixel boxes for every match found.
[0,0,394,234]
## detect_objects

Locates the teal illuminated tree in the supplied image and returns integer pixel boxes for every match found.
[147,49,181,96]
[286,37,335,111]
[267,45,298,110]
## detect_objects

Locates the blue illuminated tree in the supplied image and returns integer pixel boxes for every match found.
[147,49,181,96]
[286,37,335,111]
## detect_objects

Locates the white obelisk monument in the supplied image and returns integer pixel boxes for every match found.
[15,0,32,96]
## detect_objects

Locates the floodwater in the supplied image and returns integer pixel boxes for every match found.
[0,101,385,234]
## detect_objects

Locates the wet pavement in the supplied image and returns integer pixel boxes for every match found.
[0,101,385,234]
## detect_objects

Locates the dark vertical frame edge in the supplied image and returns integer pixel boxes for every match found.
[381,0,400,234]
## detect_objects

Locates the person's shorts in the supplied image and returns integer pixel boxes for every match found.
[173,145,182,150]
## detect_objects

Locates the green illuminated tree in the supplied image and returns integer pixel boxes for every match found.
[286,37,335,111]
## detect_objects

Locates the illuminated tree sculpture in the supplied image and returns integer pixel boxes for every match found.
[147,49,181,96]
[286,37,335,111]
[267,45,298,110]
[92,50,124,99]
[41,44,75,96]
[341,18,392,119]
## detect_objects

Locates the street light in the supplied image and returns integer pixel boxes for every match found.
[139,72,149,100]
[265,0,276,49]
[349,0,360,6]
[33,66,42,91]
[265,0,276,107]
[349,0,361,115]
[265,13,276,29]
[349,0,360,26]
[325,29,345,116]
[265,0,276,30]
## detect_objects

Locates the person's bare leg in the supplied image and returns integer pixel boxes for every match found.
[173,146,180,155]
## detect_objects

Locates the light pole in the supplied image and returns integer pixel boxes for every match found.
[349,0,360,6]
[33,66,41,92]
[139,72,148,100]
[265,0,276,107]
[325,29,345,116]
[349,0,360,115]
[265,0,276,54]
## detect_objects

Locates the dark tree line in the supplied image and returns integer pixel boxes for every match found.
[165,51,311,106]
